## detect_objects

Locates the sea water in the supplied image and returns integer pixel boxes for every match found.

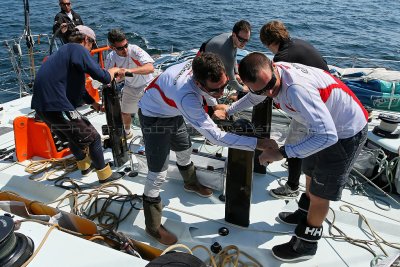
[0,0,399,103]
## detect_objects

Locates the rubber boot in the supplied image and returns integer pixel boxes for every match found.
[143,195,177,245]
[177,162,212,197]
[76,155,94,176]
[272,218,321,262]
[96,163,123,184]
[278,193,309,225]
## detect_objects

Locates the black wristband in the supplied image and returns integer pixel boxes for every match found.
[279,146,288,158]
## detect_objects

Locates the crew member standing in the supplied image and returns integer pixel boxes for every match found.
[259,20,329,199]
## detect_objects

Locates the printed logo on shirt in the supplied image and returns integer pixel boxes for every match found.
[173,61,192,85]
[291,63,309,74]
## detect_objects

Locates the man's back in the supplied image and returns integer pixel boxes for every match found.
[274,38,329,71]
[275,62,367,138]
[32,44,109,111]
[139,60,201,118]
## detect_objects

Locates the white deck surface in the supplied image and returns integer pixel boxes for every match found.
[0,96,399,267]
[0,211,149,267]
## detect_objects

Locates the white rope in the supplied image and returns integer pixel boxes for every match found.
[161,243,193,255]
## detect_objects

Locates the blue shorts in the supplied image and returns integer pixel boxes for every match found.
[302,126,367,201]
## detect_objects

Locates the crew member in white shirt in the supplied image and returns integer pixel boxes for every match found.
[228,52,368,262]
[138,52,270,245]
[105,29,155,139]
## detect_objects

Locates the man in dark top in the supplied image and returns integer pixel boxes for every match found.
[199,20,251,96]
[53,0,84,44]
[260,20,329,200]
[31,25,124,183]
[260,21,329,72]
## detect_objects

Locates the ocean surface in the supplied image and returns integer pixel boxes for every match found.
[0,0,399,103]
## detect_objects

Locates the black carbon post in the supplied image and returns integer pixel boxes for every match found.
[102,79,129,167]
[251,97,273,174]
[224,119,256,227]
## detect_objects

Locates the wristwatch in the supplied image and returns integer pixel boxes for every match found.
[278,146,288,158]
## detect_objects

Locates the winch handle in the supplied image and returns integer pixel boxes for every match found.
[111,71,133,80]
[125,71,134,77]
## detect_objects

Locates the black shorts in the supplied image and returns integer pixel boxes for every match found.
[302,126,368,201]
[138,109,191,172]
[35,110,99,149]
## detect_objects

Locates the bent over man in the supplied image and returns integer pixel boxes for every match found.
[232,52,367,262]
[138,53,269,245]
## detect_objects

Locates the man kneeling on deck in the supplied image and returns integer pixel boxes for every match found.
[224,52,367,261]
[138,52,271,245]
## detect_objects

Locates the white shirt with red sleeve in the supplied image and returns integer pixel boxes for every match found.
[227,62,368,158]
[105,44,154,90]
[139,60,258,151]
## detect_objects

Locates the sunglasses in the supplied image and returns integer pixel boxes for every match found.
[236,34,249,43]
[61,2,71,6]
[113,43,128,51]
[201,78,229,95]
[249,67,277,95]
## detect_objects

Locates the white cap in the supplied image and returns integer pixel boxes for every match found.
[75,25,96,41]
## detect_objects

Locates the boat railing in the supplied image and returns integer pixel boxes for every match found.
[324,55,400,71]
[1,33,54,103]
[2,40,400,106]
[0,34,113,105]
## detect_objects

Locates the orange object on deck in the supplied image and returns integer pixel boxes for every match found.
[0,191,98,236]
[13,116,71,162]
[90,45,110,69]
[85,76,100,102]
[85,45,111,102]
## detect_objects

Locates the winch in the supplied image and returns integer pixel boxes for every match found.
[372,113,400,139]
[0,215,34,267]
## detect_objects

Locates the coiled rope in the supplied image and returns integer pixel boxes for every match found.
[161,243,262,267]
[24,157,77,181]
[325,205,400,265]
